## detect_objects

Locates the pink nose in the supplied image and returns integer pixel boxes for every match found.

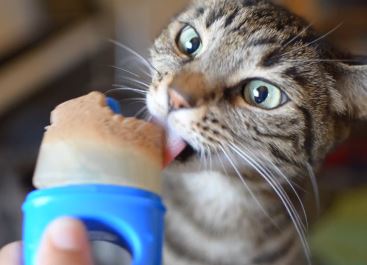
[168,89,191,110]
[167,71,208,111]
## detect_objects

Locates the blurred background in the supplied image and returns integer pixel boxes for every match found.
[0,0,366,264]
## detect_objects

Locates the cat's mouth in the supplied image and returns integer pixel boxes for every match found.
[175,143,196,162]
[163,128,196,166]
[151,116,197,166]
[160,121,198,166]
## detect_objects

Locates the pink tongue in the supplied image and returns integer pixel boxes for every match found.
[163,127,187,167]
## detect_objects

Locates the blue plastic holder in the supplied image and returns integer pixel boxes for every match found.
[106,97,122,115]
[22,185,166,265]
[22,97,166,265]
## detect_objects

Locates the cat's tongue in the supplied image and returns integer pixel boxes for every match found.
[151,118,187,167]
[163,127,187,167]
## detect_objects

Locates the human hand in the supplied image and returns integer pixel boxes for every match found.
[0,217,93,265]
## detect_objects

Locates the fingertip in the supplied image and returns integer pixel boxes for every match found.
[0,241,22,265]
[47,217,89,251]
[37,217,93,265]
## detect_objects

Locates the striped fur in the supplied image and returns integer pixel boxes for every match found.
[145,0,367,264]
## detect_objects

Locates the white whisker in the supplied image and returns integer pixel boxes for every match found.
[219,145,277,227]
[280,21,343,59]
[143,112,153,122]
[199,148,205,171]
[117,56,153,78]
[213,148,258,224]
[111,86,147,95]
[229,143,307,230]
[215,149,229,177]
[119,98,145,102]
[119,76,150,89]
[304,21,344,49]
[135,106,148,118]
[110,65,141,78]
[123,100,145,109]
[228,143,311,265]
[248,146,309,230]
[306,163,320,215]
[110,39,160,75]
[208,146,213,172]
[281,23,314,50]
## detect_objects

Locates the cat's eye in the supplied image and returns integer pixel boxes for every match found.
[176,25,202,57]
[243,80,286,110]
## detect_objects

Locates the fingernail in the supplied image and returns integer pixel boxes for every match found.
[47,217,86,251]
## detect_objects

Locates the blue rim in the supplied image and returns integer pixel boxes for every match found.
[26,184,161,202]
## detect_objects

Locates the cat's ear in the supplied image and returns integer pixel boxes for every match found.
[333,61,367,120]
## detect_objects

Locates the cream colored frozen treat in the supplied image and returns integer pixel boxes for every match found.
[33,91,164,194]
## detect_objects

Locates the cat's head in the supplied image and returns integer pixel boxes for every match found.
[146,0,367,177]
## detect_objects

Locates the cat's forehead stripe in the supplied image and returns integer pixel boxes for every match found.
[260,48,283,68]
[247,36,278,47]
[231,19,247,34]
[224,7,240,28]
[283,67,309,88]
[205,7,226,28]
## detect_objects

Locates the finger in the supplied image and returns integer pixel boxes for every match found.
[0,241,22,265]
[36,217,93,265]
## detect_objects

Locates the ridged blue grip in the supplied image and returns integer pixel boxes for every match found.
[22,185,166,265]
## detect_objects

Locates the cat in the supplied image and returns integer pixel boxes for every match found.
[140,0,367,264]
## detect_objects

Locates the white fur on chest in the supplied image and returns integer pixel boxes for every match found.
[175,170,245,228]
[164,162,264,229]
[162,165,268,263]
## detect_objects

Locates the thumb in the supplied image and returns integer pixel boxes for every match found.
[36,217,93,265]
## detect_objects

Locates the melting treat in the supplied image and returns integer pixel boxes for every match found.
[33,92,164,194]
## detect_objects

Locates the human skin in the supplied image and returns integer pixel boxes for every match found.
[0,217,93,265]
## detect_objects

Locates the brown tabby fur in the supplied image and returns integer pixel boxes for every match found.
[144,0,367,264]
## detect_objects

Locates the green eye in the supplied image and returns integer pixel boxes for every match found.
[243,80,286,109]
[176,25,202,57]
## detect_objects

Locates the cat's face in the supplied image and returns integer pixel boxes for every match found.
[146,0,367,178]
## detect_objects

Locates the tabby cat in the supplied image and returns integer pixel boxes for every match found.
[141,0,366,264]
